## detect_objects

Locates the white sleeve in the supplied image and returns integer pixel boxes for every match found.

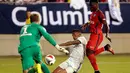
[77,36,87,45]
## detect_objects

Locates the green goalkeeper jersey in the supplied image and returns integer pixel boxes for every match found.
[18,22,56,52]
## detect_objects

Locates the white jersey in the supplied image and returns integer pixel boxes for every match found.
[69,36,87,64]
[59,36,87,73]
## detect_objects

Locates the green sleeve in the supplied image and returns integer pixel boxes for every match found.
[38,26,57,46]
[20,27,23,34]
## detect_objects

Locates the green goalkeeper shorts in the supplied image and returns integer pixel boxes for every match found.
[20,45,42,70]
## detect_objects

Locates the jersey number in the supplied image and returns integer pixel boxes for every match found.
[23,26,28,34]
[21,25,32,36]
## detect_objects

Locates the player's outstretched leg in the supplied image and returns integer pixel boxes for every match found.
[94,47,105,56]
[104,44,114,55]
[94,44,114,56]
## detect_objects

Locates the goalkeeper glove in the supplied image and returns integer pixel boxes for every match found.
[55,44,69,54]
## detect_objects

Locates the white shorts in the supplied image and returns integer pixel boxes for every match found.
[59,57,82,73]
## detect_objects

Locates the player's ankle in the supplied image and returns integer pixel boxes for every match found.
[104,44,111,51]
[94,70,100,73]
[73,71,77,73]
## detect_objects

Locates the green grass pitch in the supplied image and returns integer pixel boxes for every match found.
[0,55,130,73]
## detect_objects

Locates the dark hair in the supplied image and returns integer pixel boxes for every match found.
[89,0,98,6]
[30,14,39,23]
[72,29,81,33]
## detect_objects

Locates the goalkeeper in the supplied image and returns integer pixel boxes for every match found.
[26,11,43,73]
[18,14,69,73]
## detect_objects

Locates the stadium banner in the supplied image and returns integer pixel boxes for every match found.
[0,3,130,34]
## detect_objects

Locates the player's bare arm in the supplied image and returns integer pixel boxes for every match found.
[81,21,90,31]
[59,40,81,46]
[103,20,112,42]
[99,11,111,42]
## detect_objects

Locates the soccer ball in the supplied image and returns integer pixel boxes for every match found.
[45,54,56,65]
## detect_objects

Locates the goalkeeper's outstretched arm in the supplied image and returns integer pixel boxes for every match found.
[38,26,69,54]
[38,26,57,47]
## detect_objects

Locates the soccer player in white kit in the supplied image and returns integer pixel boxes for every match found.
[53,29,87,73]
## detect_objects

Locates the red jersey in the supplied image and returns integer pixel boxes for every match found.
[89,10,106,34]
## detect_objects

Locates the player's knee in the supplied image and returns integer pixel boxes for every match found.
[53,68,60,73]
[86,48,94,56]
[62,70,67,73]
[53,67,65,73]
[58,69,67,73]
[52,70,57,73]
[23,70,28,73]
[52,69,59,73]
[23,67,34,73]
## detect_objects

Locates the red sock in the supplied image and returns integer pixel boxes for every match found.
[87,54,98,71]
[94,47,105,56]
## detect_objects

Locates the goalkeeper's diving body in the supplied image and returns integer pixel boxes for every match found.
[18,14,69,73]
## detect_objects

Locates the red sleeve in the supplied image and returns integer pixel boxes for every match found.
[98,10,106,22]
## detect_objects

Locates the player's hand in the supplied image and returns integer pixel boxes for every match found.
[62,49,69,55]
[55,44,64,51]
[81,21,90,31]
[58,47,69,54]
[55,44,69,54]
[81,24,86,31]
[105,35,112,43]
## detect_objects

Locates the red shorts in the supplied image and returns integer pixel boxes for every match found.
[86,33,103,51]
